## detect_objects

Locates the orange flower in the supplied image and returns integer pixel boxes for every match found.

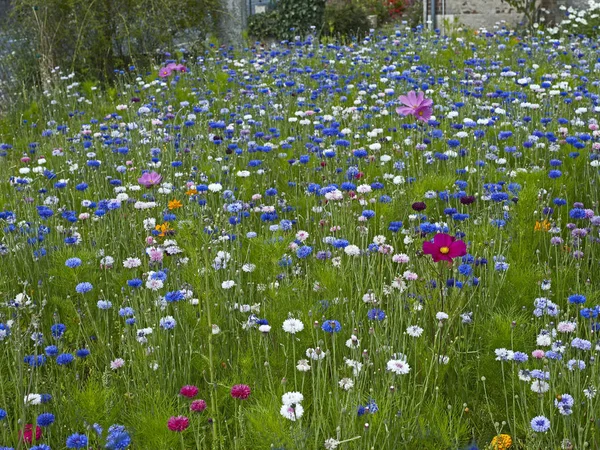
[534,220,551,232]
[155,222,172,237]
[185,188,198,196]
[168,199,183,210]
[490,434,512,450]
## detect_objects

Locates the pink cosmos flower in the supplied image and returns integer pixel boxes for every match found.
[159,67,173,78]
[422,233,467,263]
[159,63,186,78]
[167,416,189,432]
[396,91,433,122]
[230,384,251,400]
[138,171,162,188]
[180,385,199,398]
[166,62,186,73]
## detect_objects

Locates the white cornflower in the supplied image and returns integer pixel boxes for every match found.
[282,318,304,334]
[406,325,424,337]
[387,358,411,375]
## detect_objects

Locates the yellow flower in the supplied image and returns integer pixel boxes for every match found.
[155,222,172,237]
[168,199,183,210]
[490,434,512,450]
[185,188,198,196]
[534,219,551,232]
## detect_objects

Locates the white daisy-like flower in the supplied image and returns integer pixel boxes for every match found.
[338,377,354,391]
[296,359,311,372]
[387,358,411,375]
[406,325,424,337]
[280,403,304,421]
[282,318,304,334]
[282,391,304,406]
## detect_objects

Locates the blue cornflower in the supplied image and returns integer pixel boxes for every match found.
[296,246,313,259]
[127,279,142,288]
[25,355,47,367]
[571,338,592,351]
[56,353,74,365]
[530,416,550,433]
[119,307,135,317]
[66,433,88,448]
[568,294,586,304]
[159,316,176,330]
[0,409,6,420]
[37,412,55,427]
[388,221,403,232]
[65,258,82,268]
[367,308,386,321]
[76,349,90,358]
[512,352,528,363]
[51,323,66,338]
[458,264,472,276]
[31,446,51,450]
[97,300,112,310]
[361,210,375,219]
[75,282,93,294]
[165,291,184,302]
[569,208,586,219]
[321,320,341,333]
[106,424,131,449]
[45,345,58,357]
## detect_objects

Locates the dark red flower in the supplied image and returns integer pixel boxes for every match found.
[20,424,42,443]
[231,384,251,400]
[167,416,189,432]
[412,202,427,211]
[460,195,476,205]
[180,385,199,398]
[422,233,467,263]
[190,399,207,412]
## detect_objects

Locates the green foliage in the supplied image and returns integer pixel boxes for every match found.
[247,0,326,40]
[277,0,326,40]
[248,11,281,40]
[6,0,220,85]
[323,1,371,37]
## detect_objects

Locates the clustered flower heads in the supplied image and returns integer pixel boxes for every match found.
[2,21,600,450]
[280,391,304,421]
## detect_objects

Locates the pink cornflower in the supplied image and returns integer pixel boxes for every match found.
[20,424,42,443]
[422,233,467,263]
[138,171,162,188]
[190,399,207,412]
[532,349,545,359]
[231,384,251,400]
[396,91,433,122]
[180,385,198,398]
[167,416,189,432]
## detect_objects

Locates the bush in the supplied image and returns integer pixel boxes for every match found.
[6,0,220,85]
[248,11,281,41]
[323,1,371,37]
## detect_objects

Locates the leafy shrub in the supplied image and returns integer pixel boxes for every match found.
[248,11,281,40]
[546,3,600,37]
[323,1,371,37]
[6,0,220,85]
[277,0,326,40]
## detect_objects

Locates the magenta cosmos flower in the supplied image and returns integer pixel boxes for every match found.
[138,171,162,188]
[396,91,433,122]
[167,416,189,432]
[159,63,186,78]
[230,384,251,400]
[422,233,467,263]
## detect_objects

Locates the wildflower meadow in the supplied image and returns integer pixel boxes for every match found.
[1,23,600,450]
